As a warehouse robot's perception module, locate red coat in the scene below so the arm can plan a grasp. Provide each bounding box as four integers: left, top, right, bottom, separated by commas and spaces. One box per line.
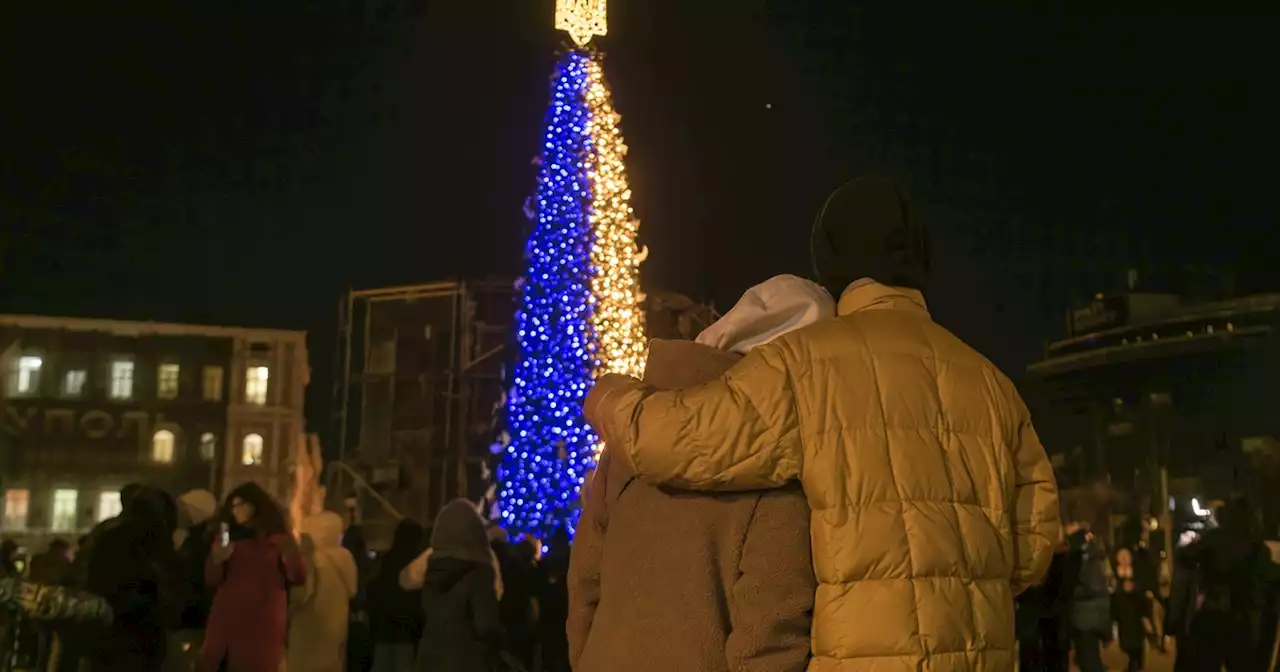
201, 533, 306, 672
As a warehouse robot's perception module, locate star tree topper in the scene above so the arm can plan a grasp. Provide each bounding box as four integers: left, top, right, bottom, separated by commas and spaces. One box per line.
556, 0, 607, 47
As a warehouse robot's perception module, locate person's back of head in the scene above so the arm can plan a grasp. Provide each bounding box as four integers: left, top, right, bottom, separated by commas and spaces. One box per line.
810, 176, 931, 298
430, 500, 491, 564
123, 486, 179, 545
120, 483, 144, 506
388, 519, 426, 561
177, 489, 218, 530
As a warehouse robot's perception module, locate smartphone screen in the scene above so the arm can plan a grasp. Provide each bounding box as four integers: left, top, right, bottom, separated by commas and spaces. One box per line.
220, 522, 230, 548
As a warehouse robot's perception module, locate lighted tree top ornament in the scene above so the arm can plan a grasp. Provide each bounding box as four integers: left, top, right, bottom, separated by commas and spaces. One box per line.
556, 0, 607, 48
497, 0, 647, 541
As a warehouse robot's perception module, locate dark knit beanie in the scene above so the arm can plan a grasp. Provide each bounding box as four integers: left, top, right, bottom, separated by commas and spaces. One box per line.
810, 176, 931, 298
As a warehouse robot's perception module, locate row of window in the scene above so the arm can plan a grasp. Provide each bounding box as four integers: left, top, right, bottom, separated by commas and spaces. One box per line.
8, 356, 270, 405
146, 430, 266, 467
2, 488, 123, 533
1049, 321, 1243, 358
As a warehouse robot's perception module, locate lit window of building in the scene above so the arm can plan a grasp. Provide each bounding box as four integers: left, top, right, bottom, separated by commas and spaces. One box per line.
97, 491, 122, 522
10, 355, 43, 396
200, 432, 217, 461
51, 489, 78, 533
62, 369, 87, 398
157, 363, 180, 399
242, 433, 264, 466
152, 430, 176, 464
203, 366, 224, 402
2, 490, 30, 531
245, 366, 269, 405
110, 359, 135, 400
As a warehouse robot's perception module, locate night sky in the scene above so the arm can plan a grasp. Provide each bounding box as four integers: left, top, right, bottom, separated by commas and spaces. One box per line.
2, 1, 1274, 418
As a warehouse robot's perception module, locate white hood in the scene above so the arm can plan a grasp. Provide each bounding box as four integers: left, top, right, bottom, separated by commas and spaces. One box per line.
696, 274, 836, 353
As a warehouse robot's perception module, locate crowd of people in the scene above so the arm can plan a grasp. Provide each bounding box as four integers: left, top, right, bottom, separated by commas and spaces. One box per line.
4, 175, 1280, 671
0, 481, 579, 672
1016, 506, 1280, 671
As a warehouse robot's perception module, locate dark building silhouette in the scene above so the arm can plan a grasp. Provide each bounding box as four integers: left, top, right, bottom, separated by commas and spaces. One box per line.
1027, 285, 1280, 537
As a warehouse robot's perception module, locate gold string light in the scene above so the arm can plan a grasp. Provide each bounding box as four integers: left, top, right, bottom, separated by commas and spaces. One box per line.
585, 57, 647, 389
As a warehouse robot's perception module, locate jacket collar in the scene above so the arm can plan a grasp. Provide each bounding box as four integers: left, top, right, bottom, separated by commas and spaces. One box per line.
836, 278, 930, 318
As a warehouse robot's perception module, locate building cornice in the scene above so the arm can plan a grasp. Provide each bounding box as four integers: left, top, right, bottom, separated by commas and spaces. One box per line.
0, 314, 306, 342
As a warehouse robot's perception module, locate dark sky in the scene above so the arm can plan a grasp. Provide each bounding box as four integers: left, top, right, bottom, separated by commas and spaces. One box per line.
2, 1, 1274, 390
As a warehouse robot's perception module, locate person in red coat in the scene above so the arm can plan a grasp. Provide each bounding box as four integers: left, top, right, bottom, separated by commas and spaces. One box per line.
200, 482, 305, 672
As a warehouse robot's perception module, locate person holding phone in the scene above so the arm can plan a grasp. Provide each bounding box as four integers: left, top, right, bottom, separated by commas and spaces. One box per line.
201, 482, 306, 672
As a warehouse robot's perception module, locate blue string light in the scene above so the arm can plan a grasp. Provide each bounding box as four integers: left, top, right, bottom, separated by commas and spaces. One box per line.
498, 51, 599, 542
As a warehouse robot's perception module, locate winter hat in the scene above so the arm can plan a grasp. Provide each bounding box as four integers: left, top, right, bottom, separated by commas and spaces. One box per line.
695, 274, 835, 355
176, 489, 218, 529
430, 499, 492, 564
810, 176, 930, 298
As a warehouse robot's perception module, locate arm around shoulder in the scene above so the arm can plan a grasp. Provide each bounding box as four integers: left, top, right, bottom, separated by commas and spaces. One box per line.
585, 343, 804, 492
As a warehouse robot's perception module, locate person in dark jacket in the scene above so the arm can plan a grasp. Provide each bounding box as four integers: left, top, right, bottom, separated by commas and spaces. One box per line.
417, 499, 502, 672
1112, 547, 1151, 671
28, 539, 72, 670
344, 525, 374, 672
1174, 497, 1273, 671
86, 486, 181, 671
501, 538, 541, 670
166, 489, 218, 671
369, 520, 426, 672
0, 540, 17, 578
1068, 527, 1111, 672
538, 527, 571, 672
1016, 536, 1077, 672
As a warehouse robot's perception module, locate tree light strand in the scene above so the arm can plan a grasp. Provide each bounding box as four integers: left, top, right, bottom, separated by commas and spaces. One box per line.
497, 49, 645, 542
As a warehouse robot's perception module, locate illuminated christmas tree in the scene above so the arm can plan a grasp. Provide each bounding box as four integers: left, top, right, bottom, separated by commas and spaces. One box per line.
497, 0, 646, 541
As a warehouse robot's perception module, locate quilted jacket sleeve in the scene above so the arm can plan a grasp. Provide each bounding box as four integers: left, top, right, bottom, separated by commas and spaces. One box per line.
1010, 399, 1060, 596
584, 344, 803, 491
566, 449, 611, 668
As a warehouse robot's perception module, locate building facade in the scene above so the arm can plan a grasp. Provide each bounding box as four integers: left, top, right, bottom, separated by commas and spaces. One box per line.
1026, 291, 1280, 536
0, 314, 308, 546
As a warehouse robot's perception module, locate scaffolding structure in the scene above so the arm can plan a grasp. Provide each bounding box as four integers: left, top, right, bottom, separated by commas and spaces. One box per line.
332, 280, 512, 543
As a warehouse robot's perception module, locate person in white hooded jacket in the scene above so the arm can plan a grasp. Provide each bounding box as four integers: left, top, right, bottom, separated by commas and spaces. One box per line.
287, 511, 358, 672
568, 274, 833, 672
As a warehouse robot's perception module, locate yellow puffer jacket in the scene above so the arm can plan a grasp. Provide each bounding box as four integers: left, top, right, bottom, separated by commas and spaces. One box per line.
586, 281, 1060, 671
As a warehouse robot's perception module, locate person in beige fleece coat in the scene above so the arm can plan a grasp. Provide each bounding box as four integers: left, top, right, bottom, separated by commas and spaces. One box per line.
287, 511, 358, 672
569, 274, 830, 672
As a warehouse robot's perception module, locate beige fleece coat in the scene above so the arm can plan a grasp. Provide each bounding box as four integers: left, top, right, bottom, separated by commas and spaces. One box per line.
287, 512, 358, 672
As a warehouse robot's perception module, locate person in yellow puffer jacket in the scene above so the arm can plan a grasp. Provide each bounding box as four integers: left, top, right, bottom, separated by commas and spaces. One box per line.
585, 176, 1061, 671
